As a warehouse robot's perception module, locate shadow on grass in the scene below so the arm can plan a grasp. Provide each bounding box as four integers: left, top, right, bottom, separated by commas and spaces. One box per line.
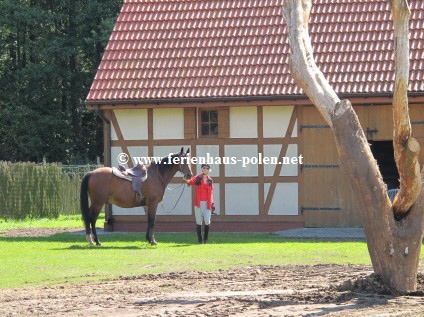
0, 231, 368, 246
65, 245, 143, 250
53, 243, 194, 250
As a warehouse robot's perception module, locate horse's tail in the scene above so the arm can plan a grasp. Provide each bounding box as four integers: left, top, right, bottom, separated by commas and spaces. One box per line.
80, 172, 92, 233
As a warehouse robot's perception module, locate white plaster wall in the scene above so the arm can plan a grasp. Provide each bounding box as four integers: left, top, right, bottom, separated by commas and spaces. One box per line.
224, 145, 258, 177
111, 147, 123, 168
111, 109, 148, 140
225, 183, 259, 215
156, 184, 192, 215
111, 146, 148, 168
292, 120, 298, 138
264, 183, 298, 215
263, 144, 298, 177
153, 145, 190, 160
263, 106, 297, 138
195, 145, 219, 177
211, 183, 220, 215
229, 107, 257, 138
112, 205, 145, 216
153, 108, 184, 139
153, 145, 191, 180
153, 145, 190, 158
128, 146, 150, 166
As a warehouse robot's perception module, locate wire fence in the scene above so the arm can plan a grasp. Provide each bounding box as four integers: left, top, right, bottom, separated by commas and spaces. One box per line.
0, 162, 102, 219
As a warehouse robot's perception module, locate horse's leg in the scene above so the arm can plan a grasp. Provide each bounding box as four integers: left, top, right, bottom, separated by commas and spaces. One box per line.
144, 206, 150, 243
81, 173, 94, 245
85, 209, 94, 246
90, 203, 104, 246
146, 203, 158, 245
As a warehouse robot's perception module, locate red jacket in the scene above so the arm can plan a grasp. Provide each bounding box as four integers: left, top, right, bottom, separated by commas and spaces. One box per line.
187, 174, 214, 210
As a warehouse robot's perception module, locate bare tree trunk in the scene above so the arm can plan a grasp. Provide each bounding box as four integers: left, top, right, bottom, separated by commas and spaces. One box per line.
282, 0, 424, 291
331, 100, 424, 291
390, 0, 421, 217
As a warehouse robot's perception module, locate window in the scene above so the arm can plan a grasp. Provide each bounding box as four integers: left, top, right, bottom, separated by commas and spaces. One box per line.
200, 109, 218, 137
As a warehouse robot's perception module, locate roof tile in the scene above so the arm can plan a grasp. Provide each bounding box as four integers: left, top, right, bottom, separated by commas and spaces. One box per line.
87, 0, 424, 102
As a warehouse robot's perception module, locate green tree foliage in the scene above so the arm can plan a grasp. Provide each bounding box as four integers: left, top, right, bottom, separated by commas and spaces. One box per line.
0, 0, 122, 163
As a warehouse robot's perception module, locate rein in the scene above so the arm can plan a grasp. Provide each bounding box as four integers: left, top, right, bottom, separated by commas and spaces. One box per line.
157, 162, 185, 190
156, 158, 188, 214
160, 183, 186, 214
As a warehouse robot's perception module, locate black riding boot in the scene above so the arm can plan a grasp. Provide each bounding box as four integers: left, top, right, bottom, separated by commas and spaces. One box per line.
203, 225, 210, 244
196, 225, 203, 243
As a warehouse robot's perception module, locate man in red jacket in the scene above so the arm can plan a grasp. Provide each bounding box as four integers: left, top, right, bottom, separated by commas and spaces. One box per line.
183, 164, 215, 243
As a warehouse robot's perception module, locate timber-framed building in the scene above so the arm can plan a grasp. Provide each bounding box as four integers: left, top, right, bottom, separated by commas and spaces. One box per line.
86, 0, 424, 231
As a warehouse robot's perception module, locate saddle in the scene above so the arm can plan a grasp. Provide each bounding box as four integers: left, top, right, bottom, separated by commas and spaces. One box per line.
112, 163, 148, 195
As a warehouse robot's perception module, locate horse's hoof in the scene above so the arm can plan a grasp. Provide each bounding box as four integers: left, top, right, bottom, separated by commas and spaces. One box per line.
95, 243, 102, 246
86, 235, 94, 245
150, 240, 157, 246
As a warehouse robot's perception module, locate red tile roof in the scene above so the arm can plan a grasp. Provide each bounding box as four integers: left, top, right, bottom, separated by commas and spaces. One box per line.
86, 0, 424, 103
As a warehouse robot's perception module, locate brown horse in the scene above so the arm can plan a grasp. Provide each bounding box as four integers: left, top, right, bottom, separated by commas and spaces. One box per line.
80, 148, 192, 245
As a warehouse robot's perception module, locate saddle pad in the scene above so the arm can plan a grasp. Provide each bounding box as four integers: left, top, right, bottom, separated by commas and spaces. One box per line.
112, 167, 132, 181
112, 167, 148, 182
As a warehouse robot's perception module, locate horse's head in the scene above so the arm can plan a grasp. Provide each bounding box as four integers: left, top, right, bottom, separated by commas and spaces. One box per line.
177, 147, 192, 179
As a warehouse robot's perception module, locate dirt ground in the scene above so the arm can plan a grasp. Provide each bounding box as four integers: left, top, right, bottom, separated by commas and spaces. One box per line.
2, 228, 424, 316
0, 227, 83, 237
1, 265, 424, 317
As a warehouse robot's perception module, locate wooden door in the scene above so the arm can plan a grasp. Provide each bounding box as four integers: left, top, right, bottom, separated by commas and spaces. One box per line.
410, 104, 424, 166
367, 105, 393, 140
301, 106, 362, 227
301, 107, 343, 227
302, 104, 424, 228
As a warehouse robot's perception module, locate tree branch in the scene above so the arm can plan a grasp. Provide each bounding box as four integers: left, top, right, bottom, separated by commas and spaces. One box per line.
390, 0, 421, 216
282, 0, 340, 126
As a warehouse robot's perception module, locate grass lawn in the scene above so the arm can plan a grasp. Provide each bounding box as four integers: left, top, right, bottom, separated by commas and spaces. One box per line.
0, 214, 96, 231
1, 215, 422, 289
1, 232, 371, 288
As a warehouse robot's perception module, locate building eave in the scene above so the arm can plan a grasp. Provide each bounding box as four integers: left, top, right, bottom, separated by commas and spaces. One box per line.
87, 92, 424, 110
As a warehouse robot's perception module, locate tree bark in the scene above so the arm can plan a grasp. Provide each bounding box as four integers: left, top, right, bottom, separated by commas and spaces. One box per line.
282, 0, 424, 291
331, 100, 424, 291
390, 0, 421, 216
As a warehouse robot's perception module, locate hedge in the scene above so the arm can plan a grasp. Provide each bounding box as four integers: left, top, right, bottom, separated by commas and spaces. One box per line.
0, 162, 101, 219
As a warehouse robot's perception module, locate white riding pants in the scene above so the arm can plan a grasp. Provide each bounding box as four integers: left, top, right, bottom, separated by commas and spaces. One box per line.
195, 201, 211, 225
